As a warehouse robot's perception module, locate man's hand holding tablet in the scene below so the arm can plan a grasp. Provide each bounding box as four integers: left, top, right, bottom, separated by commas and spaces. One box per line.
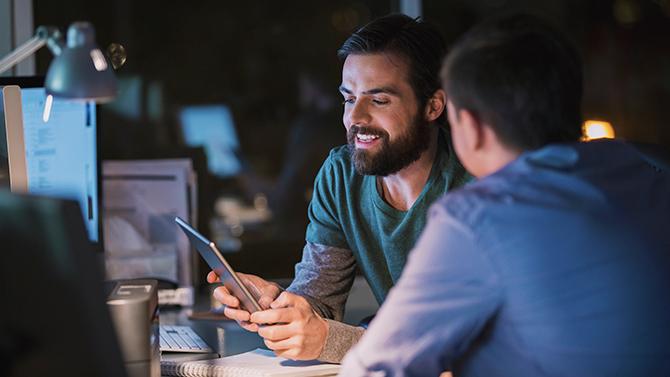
206, 271, 281, 331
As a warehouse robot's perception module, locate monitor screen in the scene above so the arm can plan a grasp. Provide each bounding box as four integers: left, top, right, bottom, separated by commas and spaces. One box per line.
179, 105, 242, 177
0, 77, 101, 244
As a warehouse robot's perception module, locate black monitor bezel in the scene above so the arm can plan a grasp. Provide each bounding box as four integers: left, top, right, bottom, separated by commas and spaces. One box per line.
0, 75, 104, 251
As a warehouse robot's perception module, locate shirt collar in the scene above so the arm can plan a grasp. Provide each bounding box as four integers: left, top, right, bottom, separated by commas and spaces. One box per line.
521, 144, 580, 170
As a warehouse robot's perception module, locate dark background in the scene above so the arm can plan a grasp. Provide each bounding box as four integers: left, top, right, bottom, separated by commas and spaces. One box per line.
32, 0, 670, 280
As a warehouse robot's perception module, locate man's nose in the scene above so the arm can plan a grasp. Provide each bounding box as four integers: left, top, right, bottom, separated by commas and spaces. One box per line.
346, 100, 371, 127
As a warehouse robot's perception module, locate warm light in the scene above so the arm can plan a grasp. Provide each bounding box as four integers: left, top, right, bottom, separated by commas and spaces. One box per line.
582, 120, 615, 141
90, 49, 108, 71
42, 94, 53, 122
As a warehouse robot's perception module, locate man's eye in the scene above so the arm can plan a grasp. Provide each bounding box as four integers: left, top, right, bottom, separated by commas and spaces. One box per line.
342, 98, 355, 105
373, 99, 389, 105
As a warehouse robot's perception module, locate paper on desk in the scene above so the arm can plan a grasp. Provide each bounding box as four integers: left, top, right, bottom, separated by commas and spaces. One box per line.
161, 348, 341, 377
103, 159, 196, 287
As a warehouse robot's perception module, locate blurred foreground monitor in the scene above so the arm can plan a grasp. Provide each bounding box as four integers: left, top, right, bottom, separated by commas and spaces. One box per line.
0, 193, 126, 377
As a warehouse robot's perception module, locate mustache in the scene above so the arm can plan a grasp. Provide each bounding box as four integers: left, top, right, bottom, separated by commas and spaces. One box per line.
347, 125, 389, 144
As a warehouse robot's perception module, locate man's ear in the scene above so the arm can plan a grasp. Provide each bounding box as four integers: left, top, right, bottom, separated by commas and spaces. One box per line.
424, 89, 447, 122
458, 108, 485, 151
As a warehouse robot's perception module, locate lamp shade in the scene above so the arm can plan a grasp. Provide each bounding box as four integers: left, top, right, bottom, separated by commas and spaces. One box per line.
45, 22, 117, 102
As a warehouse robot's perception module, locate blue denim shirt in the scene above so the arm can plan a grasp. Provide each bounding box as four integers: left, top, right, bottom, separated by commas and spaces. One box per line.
340, 140, 670, 377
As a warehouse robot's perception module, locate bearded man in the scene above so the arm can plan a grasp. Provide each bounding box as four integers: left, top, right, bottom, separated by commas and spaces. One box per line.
208, 14, 470, 363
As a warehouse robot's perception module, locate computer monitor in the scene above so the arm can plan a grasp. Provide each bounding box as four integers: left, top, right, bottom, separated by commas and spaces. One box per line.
179, 105, 243, 178
0, 77, 102, 246
0, 193, 127, 377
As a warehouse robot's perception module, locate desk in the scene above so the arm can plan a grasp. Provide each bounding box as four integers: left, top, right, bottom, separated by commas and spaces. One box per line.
160, 307, 265, 357
159, 307, 265, 377
157, 277, 377, 376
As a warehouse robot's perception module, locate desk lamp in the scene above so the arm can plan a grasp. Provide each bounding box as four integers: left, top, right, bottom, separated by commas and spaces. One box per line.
0, 21, 118, 102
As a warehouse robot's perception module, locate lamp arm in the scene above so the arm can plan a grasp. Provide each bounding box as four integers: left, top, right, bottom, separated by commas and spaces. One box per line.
0, 26, 63, 75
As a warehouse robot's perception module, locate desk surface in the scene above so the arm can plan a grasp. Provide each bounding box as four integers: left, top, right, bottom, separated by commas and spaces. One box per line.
157, 277, 377, 375
160, 307, 265, 358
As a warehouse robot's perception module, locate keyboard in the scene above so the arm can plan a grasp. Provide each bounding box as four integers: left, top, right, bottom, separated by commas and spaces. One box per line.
160, 325, 214, 353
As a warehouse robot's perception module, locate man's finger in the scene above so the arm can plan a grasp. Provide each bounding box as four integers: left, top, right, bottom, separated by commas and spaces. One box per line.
223, 306, 251, 322
250, 307, 296, 325
258, 285, 282, 309
206, 271, 220, 283
239, 321, 260, 333
263, 336, 297, 352
213, 286, 239, 307
269, 291, 295, 309
257, 323, 295, 341
231, 274, 283, 310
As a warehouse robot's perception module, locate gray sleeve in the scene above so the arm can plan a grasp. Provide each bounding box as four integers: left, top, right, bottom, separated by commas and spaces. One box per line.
318, 319, 365, 364
286, 242, 368, 363
286, 241, 357, 321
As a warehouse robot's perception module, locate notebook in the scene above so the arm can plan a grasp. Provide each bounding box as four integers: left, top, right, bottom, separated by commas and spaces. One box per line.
161, 348, 341, 377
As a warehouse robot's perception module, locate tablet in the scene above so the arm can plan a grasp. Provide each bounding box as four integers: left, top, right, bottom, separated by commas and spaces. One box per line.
175, 217, 262, 313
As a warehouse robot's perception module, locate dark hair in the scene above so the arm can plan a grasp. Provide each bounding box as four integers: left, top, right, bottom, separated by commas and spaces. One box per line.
441, 13, 583, 150
338, 14, 447, 125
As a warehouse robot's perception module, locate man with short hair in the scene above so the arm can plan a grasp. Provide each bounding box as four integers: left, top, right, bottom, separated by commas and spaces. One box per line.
340, 13, 670, 376
209, 14, 469, 363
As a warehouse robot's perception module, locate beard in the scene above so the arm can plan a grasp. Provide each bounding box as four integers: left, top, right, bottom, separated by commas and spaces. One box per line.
347, 113, 432, 176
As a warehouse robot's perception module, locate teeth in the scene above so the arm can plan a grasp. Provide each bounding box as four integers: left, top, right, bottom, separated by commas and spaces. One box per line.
356, 134, 380, 141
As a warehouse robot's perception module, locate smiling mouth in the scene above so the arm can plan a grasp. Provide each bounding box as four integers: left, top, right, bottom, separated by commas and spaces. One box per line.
356, 133, 381, 143
354, 133, 382, 149
348, 125, 386, 149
